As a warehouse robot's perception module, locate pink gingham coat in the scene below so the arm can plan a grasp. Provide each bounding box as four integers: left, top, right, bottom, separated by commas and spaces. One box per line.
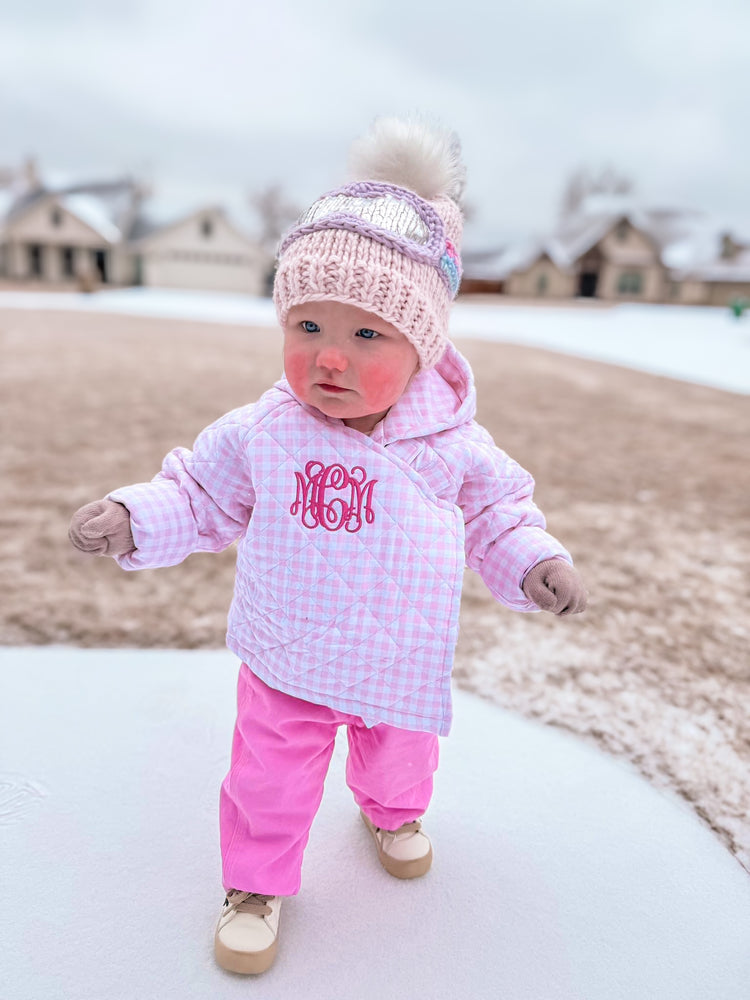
110, 343, 571, 736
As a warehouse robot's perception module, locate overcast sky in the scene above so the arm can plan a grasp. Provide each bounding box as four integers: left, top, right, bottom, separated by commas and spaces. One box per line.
2, 0, 748, 248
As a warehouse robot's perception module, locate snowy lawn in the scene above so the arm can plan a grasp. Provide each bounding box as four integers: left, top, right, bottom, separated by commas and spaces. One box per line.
0, 287, 747, 393
1, 291, 749, 996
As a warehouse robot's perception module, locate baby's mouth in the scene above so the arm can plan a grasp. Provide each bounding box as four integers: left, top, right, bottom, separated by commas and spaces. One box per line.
317, 382, 350, 393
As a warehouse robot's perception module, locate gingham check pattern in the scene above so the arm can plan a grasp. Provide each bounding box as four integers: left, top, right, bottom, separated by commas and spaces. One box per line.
111, 345, 570, 736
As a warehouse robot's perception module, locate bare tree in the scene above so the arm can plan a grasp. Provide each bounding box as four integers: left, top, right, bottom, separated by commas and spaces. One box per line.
249, 184, 302, 258
559, 166, 634, 219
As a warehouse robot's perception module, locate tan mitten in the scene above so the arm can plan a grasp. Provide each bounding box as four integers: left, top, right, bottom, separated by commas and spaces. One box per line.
68, 499, 135, 557
522, 559, 587, 616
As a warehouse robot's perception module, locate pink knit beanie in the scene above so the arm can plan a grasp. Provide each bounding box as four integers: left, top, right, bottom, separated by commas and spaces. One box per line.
273, 117, 466, 370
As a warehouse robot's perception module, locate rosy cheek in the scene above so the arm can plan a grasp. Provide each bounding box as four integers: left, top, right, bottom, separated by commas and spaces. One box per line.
359, 360, 405, 405
283, 349, 308, 393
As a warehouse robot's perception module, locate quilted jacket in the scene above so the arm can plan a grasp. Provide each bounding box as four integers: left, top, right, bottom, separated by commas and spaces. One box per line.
109, 343, 571, 735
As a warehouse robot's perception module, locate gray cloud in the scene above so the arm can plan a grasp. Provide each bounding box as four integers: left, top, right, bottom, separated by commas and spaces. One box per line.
1, 0, 748, 247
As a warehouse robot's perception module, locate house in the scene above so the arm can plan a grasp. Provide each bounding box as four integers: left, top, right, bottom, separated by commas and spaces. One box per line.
127, 205, 267, 294
465, 194, 750, 307
0, 161, 269, 295
667, 232, 750, 307
459, 248, 508, 294
0, 170, 142, 286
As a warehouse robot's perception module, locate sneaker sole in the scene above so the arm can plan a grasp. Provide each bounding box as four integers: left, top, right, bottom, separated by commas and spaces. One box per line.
214, 932, 277, 975
360, 810, 433, 879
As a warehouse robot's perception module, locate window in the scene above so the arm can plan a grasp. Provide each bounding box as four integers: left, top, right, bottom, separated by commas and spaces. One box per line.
201, 218, 214, 238
615, 220, 628, 242
50, 207, 63, 227
61, 246, 75, 277
536, 272, 548, 296
617, 271, 642, 295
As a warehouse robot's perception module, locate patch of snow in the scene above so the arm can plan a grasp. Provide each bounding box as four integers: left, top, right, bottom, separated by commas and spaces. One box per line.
450, 300, 750, 395
0, 287, 278, 326
0, 289, 748, 394
2, 646, 749, 999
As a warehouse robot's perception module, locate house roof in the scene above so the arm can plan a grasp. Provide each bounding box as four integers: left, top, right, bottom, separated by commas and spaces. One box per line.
58, 194, 122, 243
0, 188, 17, 221
462, 241, 542, 281
673, 248, 750, 283
495, 195, 749, 285
128, 204, 258, 250
1, 175, 143, 244
0, 165, 264, 260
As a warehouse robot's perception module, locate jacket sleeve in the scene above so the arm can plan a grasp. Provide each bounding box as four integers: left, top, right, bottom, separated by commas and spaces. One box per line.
456, 423, 572, 611
107, 406, 257, 571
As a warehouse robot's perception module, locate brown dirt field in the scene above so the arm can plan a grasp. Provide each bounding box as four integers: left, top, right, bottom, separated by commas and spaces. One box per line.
2, 307, 749, 870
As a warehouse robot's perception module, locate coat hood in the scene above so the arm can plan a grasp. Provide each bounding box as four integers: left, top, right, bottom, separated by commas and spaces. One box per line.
277, 341, 476, 444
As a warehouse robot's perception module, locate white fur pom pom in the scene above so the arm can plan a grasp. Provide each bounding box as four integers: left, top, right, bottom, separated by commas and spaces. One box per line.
347, 115, 466, 207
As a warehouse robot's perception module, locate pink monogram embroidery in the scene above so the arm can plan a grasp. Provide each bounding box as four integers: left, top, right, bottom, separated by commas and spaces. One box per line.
290, 460, 377, 532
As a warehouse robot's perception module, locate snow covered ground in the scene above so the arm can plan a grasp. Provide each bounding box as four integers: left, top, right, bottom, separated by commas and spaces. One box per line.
0, 286, 748, 393
2, 647, 750, 1000
2, 291, 749, 995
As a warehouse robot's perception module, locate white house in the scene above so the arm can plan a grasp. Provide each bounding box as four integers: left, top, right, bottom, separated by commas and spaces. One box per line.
127, 205, 266, 295
0, 177, 140, 286
0, 162, 269, 295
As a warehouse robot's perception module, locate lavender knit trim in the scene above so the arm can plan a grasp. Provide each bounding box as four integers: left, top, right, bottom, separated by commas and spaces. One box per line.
279, 181, 461, 298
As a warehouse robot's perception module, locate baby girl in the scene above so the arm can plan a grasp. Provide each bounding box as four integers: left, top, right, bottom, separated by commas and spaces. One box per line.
69, 116, 586, 975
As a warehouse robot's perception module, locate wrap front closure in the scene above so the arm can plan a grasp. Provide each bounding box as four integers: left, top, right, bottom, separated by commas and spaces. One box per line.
226, 405, 465, 736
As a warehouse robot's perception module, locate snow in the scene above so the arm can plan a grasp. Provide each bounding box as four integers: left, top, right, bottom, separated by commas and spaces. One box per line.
0, 286, 275, 325
4, 278, 749, 992
449, 300, 750, 395
0, 188, 17, 221
2, 646, 749, 999
59, 194, 123, 243
0, 287, 747, 394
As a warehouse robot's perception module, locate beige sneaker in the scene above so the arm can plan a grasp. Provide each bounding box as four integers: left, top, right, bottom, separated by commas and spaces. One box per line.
214, 890, 282, 975
360, 810, 433, 879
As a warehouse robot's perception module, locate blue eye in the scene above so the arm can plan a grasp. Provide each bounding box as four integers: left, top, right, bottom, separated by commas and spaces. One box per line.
356, 328, 380, 340
301, 320, 320, 333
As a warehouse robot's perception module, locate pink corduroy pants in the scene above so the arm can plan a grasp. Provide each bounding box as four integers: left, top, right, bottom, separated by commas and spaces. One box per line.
220, 664, 440, 896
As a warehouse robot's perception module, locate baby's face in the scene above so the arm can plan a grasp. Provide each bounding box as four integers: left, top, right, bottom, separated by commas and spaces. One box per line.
283, 301, 420, 434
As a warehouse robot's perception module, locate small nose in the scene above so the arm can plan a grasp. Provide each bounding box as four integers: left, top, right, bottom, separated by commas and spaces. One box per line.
316, 344, 348, 372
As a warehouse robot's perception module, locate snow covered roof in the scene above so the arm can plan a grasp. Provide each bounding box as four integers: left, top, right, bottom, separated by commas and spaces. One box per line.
127, 203, 258, 250
59, 193, 123, 243
550, 214, 617, 265
490, 198, 750, 285
0, 188, 16, 222
462, 241, 542, 280
0, 170, 143, 244
0, 168, 259, 254
675, 248, 750, 283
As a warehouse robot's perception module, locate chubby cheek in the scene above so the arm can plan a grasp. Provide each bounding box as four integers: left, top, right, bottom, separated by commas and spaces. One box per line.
283, 346, 309, 397
359, 359, 412, 409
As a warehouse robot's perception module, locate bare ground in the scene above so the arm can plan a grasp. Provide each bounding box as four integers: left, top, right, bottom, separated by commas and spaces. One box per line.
2, 308, 749, 869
